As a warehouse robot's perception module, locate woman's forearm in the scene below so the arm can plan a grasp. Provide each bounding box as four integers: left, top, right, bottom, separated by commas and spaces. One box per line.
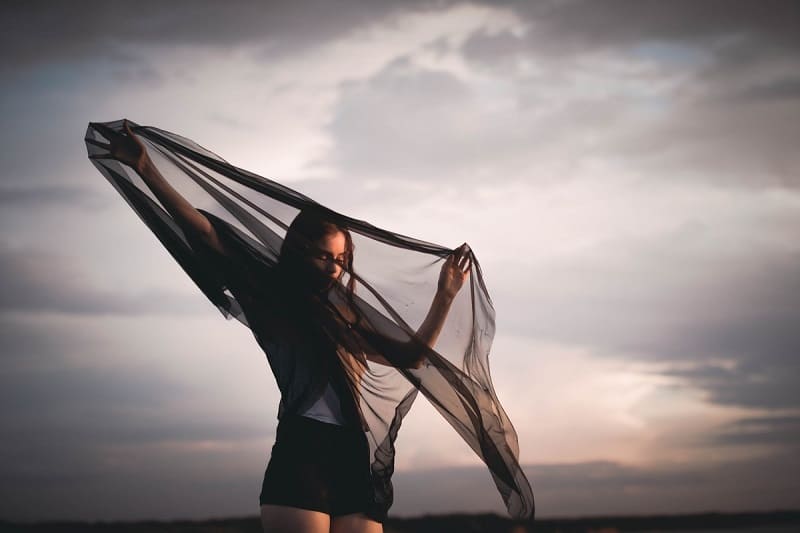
350, 293, 453, 370
342, 254, 465, 370
415, 290, 455, 348
137, 159, 213, 239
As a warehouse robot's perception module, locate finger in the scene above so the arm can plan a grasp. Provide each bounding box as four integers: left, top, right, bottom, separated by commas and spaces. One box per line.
85, 138, 110, 150
124, 120, 146, 148
457, 252, 469, 270
92, 122, 123, 141
450, 244, 465, 263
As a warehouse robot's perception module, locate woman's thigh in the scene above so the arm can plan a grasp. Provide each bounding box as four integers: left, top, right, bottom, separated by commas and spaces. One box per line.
260, 503, 330, 533
330, 512, 383, 533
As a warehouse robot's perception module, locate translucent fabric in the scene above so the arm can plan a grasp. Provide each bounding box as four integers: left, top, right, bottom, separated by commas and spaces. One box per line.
84, 119, 534, 521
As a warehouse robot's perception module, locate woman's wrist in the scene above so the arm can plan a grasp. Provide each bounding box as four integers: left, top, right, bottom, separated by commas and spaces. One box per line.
136, 155, 156, 178
435, 289, 456, 306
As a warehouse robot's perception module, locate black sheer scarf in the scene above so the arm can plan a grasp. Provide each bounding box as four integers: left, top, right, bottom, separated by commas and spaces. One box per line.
84, 119, 534, 521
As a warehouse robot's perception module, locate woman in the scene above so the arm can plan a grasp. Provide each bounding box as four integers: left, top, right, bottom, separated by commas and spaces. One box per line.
92, 120, 473, 533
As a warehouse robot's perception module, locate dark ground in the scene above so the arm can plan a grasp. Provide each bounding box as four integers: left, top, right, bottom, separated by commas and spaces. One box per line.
1, 510, 799, 533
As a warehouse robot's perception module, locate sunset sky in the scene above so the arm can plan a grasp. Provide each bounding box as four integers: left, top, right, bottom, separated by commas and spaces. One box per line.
1, 0, 799, 523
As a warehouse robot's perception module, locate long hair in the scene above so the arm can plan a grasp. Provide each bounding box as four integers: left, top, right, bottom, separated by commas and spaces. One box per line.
274, 207, 368, 426
278, 208, 355, 291
273, 207, 361, 340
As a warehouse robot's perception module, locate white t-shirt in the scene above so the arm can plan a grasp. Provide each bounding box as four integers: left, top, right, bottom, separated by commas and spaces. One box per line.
301, 381, 346, 425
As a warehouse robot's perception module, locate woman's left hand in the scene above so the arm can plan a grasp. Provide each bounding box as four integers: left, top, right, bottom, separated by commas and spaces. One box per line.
438, 243, 471, 300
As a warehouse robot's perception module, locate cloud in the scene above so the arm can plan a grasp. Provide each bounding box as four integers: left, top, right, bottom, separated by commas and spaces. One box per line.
316, 37, 800, 411
5, 0, 795, 78
318, 13, 799, 194
0, 0, 456, 76
663, 361, 800, 410
733, 77, 800, 103
3, 443, 798, 521
2, 1, 799, 521
0, 360, 270, 446
476, 0, 799, 57
456, 1, 800, 189
0, 242, 206, 314
710, 415, 800, 448
320, 56, 633, 187
391, 451, 800, 517
487, 215, 800, 410
0, 184, 109, 210
607, 93, 800, 188
0, 310, 277, 522
322, 57, 477, 183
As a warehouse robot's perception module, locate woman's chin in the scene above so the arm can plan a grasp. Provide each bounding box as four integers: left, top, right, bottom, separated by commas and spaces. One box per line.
310, 277, 335, 295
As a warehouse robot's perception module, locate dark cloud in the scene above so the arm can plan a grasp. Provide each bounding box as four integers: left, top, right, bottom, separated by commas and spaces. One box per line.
710, 416, 800, 447
609, 95, 800, 188
663, 362, 800, 410
2, 1, 799, 522
322, 57, 479, 183
457, 1, 800, 188
0, 418, 266, 522
496, 236, 800, 362
391, 452, 800, 517
6, 0, 795, 78
0, 0, 456, 76
0, 361, 270, 445
3, 448, 798, 521
0, 314, 221, 430
0, 242, 206, 315
733, 77, 800, 103
320, 57, 620, 186
0, 312, 274, 522
460, 29, 531, 75
318, 5, 800, 190
0, 314, 94, 372
491, 227, 800, 409
315, 41, 800, 410
0, 184, 109, 210
469, 0, 799, 58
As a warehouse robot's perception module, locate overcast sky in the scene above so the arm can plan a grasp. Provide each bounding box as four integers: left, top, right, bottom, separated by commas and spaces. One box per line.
1, 0, 799, 523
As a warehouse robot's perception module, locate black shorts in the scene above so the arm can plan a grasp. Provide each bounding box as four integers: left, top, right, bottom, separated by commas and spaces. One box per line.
259, 414, 377, 520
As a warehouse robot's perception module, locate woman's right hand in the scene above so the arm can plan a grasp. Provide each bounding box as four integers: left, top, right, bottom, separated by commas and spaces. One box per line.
89, 120, 152, 174
437, 243, 471, 300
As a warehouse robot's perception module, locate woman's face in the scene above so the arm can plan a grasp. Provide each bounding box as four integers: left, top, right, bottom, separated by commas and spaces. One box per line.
307, 230, 347, 291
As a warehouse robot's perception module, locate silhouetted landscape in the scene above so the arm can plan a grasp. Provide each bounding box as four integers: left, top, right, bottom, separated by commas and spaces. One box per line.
3, 510, 799, 533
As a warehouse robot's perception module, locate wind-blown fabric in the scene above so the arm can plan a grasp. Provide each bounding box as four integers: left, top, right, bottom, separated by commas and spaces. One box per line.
84, 119, 534, 521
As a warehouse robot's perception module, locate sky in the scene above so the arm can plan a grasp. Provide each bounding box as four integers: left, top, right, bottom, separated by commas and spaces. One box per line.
1, 0, 799, 523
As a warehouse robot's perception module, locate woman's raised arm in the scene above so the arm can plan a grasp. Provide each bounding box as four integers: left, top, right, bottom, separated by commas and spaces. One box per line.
90, 120, 228, 255
415, 243, 471, 347
345, 244, 471, 369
